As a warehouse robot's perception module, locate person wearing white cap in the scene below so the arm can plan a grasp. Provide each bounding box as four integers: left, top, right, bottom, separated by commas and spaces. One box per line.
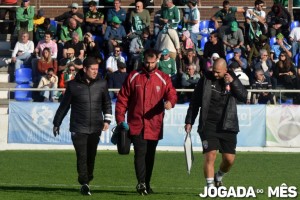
54, 2, 84, 26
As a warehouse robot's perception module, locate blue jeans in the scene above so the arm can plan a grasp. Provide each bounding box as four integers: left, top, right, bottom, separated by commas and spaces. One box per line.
15, 52, 32, 70
40, 85, 57, 99
190, 31, 198, 48
292, 41, 300, 59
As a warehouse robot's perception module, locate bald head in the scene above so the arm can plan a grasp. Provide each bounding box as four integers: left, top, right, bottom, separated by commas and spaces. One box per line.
213, 58, 227, 79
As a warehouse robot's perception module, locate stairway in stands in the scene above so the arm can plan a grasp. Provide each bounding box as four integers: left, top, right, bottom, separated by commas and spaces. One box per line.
0, 34, 16, 107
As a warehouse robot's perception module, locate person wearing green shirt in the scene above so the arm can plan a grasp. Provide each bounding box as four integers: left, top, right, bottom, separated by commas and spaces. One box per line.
16, 0, 35, 41
211, 0, 244, 37
60, 18, 83, 43
85, 1, 104, 35
158, 49, 177, 86
160, 0, 181, 30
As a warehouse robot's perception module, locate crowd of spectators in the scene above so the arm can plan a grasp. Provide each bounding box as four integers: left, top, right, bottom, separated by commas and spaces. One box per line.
1, 0, 299, 104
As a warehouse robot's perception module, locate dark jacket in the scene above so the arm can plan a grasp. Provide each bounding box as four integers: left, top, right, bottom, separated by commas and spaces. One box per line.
53, 69, 112, 134
185, 71, 248, 133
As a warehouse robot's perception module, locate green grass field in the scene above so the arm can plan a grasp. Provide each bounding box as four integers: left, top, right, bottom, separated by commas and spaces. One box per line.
0, 150, 299, 200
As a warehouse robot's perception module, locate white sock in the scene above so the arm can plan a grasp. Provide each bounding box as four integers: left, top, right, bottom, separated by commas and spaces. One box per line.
216, 170, 226, 182
206, 178, 214, 187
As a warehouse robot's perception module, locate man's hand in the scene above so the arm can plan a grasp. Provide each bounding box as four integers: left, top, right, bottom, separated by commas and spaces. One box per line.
185, 124, 192, 133
53, 126, 60, 137
103, 122, 109, 131
164, 101, 172, 110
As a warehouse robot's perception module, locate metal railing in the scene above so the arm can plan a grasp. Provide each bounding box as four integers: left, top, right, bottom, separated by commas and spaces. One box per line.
1, 87, 299, 104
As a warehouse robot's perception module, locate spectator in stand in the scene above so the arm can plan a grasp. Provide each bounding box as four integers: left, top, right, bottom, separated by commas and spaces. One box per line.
106, 46, 126, 73
223, 21, 244, 53
227, 48, 248, 71
33, 9, 45, 31
60, 18, 83, 43
153, 6, 162, 37
32, 31, 58, 84
211, 0, 244, 37
180, 48, 200, 74
155, 27, 180, 60
158, 49, 177, 86
83, 32, 102, 62
266, 3, 291, 39
129, 1, 150, 38
205, 53, 220, 72
203, 31, 226, 60
5, 32, 34, 70
180, 63, 200, 103
35, 18, 58, 44
270, 33, 292, 62
289, 23, 300, 59
104, 16, 126, 54
107, 0, 126, 25
228, 61, 250, 87
107, 60, 128, 99
250, 69, 275, 104
184, 0, 200, 48
248, 34, 270, 65
85, 1, 104, 35
0, 0, 17, 34
54, 3, 84, 26
179, 30, 195, 58
58, 48, 83, 72
37, 68, 59, 102
37, 47, 58, 77
63, 32, 85, 60
16, 0, 34, 41
34, 31, 58, 59
244, 0, 267, 48
129, 28, 151, 71
59, 62, 76, 89
252, 49, 275, 87
160, 0, 180, 30
273, 52, 298, 89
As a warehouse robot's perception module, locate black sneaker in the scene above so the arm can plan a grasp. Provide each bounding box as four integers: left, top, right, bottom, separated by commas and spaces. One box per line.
214, 173, 223, 188
81, 184, 91, 196
147, 187, 154, 194
136, 183, 148, 196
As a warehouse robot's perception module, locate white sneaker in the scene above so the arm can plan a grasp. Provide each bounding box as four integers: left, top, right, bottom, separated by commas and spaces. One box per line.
2, 58, 11, 64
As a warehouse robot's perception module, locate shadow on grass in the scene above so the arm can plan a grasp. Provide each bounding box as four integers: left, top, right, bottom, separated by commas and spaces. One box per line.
0, 185, 138, 196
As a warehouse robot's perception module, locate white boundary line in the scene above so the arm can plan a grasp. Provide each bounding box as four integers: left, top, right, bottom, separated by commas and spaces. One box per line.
1, 144, 300, 152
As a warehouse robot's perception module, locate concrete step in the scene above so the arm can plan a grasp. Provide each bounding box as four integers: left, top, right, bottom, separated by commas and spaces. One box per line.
0, 50, 12, 57
0, 73, 9, 82
0, 41, 10, 50
0, 34, 12, 42
0, 83, 16, 100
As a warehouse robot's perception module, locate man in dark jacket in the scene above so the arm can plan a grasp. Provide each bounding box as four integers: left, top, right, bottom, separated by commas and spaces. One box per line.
184, 58, 247, 191
53, 57, 112, 196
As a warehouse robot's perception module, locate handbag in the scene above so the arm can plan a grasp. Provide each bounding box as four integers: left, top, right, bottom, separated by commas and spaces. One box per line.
111, 125, 131, 155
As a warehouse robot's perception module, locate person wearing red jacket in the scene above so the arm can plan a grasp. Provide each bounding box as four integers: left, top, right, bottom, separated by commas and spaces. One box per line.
115, 49, 177, 195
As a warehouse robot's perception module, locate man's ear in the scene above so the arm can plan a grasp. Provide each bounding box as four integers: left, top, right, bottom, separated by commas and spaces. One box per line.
83, 67, 86, 73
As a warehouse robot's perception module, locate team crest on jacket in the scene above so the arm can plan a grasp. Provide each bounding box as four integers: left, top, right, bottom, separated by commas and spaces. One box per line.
202, 140, 208, 149
156, 86, 161, 92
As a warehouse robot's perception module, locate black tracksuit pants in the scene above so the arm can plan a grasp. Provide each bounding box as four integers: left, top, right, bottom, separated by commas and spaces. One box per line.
71, 132, 100, 185
131, 133, 158, 187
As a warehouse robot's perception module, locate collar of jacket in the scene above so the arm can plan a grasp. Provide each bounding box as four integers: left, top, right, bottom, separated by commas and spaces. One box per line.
75, 69, 100, 85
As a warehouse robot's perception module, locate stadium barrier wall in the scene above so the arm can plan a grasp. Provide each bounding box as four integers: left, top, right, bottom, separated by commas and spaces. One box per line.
2, 101, 300, 151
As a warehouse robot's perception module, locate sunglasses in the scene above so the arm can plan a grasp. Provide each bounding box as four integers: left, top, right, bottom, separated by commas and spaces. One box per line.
72, 7, 77, 9
115, 50, 120, 52
70, 69, 75, 71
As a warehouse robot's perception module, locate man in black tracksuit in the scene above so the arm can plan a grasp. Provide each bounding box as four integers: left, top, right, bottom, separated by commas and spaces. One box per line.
185, 58, 247, 191
53, 57, 112, 196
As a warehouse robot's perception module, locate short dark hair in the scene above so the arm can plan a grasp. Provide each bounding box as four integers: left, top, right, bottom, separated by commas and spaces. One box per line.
223, 0, 230, 6
44, 30, 52, 37
43, 18, 50, 26
47, 68, 54, 73
83, 57, 98, 68
88, 1, 97, 6
210, 31, 218, 38
255, 0, 264, 6
143, 49, 158, 59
